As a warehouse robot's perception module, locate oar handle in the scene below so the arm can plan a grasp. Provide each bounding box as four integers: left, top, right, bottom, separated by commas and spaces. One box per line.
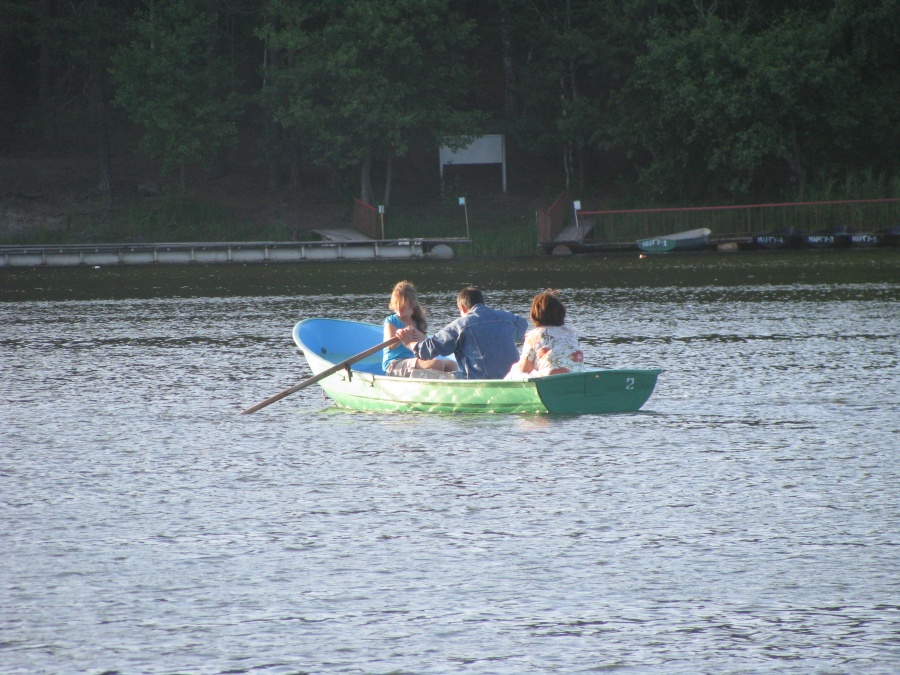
239, 336, 400, 415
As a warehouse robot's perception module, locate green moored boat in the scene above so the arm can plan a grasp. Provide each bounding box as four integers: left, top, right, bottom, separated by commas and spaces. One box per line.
292, 318, 661, 414
637, 227, 711, 253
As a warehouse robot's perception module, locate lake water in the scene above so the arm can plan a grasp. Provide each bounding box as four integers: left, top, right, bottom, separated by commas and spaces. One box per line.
2, 251, 899, 674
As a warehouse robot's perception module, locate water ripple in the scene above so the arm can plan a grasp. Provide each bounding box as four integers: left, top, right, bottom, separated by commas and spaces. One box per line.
1, 262, 898, 674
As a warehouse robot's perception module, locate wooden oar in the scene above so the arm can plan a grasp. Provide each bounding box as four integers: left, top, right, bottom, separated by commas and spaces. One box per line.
239, 337, 399, 415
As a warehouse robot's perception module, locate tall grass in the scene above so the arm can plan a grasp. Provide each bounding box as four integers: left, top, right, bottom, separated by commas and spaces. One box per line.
92, 191, 300, 243
584, 171, 900, 243
4, 170, 897, 255
804, 170, 900, 202
0, 191, 303, 246
382, 202, 539, 256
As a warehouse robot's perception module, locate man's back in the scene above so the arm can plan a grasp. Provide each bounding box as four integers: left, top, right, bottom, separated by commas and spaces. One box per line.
428, 304, 527, 379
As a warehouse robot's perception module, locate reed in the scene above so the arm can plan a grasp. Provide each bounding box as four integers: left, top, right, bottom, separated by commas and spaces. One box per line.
381, 202, 539, 257
57, 192, 307, 245
584, 193, 900, 243
3, 170, 897, 254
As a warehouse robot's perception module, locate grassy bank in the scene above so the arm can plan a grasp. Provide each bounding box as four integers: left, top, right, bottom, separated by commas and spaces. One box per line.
3, 172, 898, 258
0, 189, 547, 257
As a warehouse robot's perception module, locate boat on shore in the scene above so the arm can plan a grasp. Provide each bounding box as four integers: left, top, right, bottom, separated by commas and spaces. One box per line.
292, 318, 661, 414
754, 227, 804, 250
848, 224, 900, 247
637, 228, 711, 253
849, 232, 883, 247
882, 225, 900, 246
805, 226, 851, 249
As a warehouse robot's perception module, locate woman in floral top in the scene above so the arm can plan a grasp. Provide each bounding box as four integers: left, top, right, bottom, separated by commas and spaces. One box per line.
505, 290, 584, 378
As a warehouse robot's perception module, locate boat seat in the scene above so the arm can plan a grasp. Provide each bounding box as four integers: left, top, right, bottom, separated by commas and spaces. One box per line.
351, 362, 385, 375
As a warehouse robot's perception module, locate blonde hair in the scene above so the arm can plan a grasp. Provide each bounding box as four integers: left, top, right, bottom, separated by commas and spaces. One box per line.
390, 280, 427, 331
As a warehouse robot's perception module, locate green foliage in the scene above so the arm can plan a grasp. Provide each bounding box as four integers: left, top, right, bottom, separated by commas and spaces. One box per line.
610, 2, 899, 201
615, 14, 835, 198
258, 0, 486, 199
0, 1, 37, 50
803, 169, 900, 203
84, 191, 301, 243
110, 0, 242, 186
3, 0, 899, 249
503, 0, 614, 180
374, 202, 539, 256
457, 227, 539, 257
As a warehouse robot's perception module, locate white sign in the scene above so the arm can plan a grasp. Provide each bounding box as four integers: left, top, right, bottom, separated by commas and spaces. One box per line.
439, 134, 506, 192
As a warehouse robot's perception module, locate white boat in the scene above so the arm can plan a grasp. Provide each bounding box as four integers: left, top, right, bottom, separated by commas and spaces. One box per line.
637, 228, 711, 252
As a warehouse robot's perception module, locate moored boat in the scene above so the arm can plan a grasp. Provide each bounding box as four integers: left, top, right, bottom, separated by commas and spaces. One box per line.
293, 318, 661, 414
637, 228, 711, 253
753, 227, 804, 250
805, 226, 851, 249
876, 225, 900, 247
848, 232, 883, 247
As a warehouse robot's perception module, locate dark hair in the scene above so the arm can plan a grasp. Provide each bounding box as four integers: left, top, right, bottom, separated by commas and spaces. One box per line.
530, 290, 566, 327
457, 286, 484, 310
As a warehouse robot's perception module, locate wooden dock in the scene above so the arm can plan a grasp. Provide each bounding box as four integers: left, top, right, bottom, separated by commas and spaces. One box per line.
544, 217, 595, 255
547, 234, 843, 255
0, 237, 470, 268
310, 228, 374, 242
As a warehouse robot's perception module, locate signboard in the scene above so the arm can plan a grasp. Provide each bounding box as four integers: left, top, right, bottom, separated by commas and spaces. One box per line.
439, 134, 506, 192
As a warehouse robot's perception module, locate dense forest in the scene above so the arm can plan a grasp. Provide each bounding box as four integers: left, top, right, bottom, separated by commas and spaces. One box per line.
1, 0, 898, 240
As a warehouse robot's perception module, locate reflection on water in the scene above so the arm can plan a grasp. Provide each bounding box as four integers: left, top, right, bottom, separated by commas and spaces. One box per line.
2, 248, 898, 302
1, 252, 898, 673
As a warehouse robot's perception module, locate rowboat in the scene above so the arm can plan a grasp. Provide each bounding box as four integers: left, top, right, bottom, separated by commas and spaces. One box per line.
754, 227, 804, 250
849, 232, 883, 247
637, 228, 711, 253
805, 226, 851, 249
882, 225, 900, 246
292, 318, 662, 414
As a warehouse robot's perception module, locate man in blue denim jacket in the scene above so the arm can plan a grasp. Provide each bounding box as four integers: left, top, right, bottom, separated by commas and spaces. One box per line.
396, 286, 528, 379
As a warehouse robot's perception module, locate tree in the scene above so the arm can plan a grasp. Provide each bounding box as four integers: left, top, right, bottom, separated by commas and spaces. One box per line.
821, 0, 900, 178
493, 0, 611, 191
110, 0, 243, 191
259, 0, 483, 205
1, 0, 141, 201
62, 0, 144, 200
612, 9, 858, 199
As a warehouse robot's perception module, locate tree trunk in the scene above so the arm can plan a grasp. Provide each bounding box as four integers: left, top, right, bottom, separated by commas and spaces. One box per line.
203, 0, 226, 180
90, 69, 113, 205
290, 159, 301, 189
382, 156, 393, 206
500, 3, 517, 118
360, 150, 374, 205
560, 74, 572, 189
570, 65, 584, 191
788, 124, 807, 195
39, 0, 54, 146
564, 0, 583, 191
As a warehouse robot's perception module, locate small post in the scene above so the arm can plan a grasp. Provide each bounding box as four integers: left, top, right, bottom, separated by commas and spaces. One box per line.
378, 205, 385, 239
573, 200, 582, 241
459, 196, 469, 239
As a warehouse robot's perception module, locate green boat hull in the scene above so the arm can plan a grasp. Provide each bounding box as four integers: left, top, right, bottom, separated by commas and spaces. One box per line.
294, 319, 661, 414
637, 227, 711, 253
636, 236, 678, 253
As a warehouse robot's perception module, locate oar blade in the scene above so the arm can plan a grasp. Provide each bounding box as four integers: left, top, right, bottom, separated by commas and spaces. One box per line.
239, 337, 399, 415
